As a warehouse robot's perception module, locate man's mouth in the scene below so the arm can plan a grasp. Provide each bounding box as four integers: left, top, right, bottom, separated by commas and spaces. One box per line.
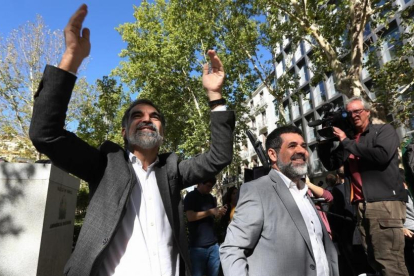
291, 154, 306, 163
291, 159, 306, 164
136, 122, 157, 132
138, 126, 155, 131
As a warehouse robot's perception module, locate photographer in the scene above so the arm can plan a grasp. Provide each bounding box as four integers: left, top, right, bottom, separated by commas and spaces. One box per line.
317, 97, 408, 276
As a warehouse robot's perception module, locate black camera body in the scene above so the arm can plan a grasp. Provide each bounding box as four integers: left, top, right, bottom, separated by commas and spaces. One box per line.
309, 103, 354, 142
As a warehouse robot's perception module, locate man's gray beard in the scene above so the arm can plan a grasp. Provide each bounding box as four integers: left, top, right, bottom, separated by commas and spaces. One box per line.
277, 157, 308, 180
128, 128, 163, 149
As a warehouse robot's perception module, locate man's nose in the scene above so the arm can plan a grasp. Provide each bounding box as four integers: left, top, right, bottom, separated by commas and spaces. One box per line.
296, 146, 307, 155
141, 113, 151, 122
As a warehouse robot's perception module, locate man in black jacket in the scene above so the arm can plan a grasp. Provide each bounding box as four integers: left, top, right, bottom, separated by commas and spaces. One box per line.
318, 97, 408, 276
29, 4, 235, 276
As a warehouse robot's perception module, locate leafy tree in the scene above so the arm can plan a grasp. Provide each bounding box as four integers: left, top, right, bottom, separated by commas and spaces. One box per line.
115, 0, 414, 179
127, 0, 414, 126
114, 0, 255, 177
366, 3, 414, 125
0, 15, 93, 160
241, 0, 414, 121
77, 76, 127, 148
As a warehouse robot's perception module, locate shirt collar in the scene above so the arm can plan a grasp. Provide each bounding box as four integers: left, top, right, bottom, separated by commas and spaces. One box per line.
128, 151, 159, 169
274, 169, 307, 192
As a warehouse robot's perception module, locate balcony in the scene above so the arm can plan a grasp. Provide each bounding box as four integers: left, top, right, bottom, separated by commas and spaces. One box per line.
257, 121, 268, 134
250, 99, 268, 115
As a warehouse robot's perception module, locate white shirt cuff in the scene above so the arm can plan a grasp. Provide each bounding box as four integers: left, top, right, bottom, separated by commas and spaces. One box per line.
211, 105, 227, 112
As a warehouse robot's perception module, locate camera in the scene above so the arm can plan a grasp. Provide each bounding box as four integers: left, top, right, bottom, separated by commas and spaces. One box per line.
308, 103, 354, 142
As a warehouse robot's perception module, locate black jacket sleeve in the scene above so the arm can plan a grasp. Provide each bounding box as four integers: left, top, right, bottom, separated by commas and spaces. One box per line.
29, 65, 106, 184
341, 124, 399, 166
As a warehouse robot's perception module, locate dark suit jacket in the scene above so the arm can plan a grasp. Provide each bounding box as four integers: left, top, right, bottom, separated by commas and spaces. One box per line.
29, 66, 235, 276
220, 170, 339, 276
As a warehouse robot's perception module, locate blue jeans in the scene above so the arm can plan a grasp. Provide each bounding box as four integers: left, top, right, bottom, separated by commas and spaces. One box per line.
189, 243, 220, 276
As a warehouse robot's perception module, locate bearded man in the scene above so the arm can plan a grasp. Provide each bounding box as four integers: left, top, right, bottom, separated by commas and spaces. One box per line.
220, 125, 338, 276
29, 4, 235, 276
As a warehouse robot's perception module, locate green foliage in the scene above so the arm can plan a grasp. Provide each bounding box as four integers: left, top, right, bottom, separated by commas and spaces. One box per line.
115, 0, 254, 159
0, 15, 93, 160
77, 76, 127, 147
366, 2, 414, 124
255, 0, 414, 122
115, 0, 414, 166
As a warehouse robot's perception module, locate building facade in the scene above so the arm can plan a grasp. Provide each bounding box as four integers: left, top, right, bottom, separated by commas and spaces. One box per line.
240, 0, 414, 183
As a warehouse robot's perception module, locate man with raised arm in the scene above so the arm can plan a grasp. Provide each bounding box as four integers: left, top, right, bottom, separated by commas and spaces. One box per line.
29, 4, 235, 276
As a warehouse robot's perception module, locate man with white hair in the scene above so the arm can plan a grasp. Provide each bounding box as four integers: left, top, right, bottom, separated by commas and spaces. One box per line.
318, 96, 408, 276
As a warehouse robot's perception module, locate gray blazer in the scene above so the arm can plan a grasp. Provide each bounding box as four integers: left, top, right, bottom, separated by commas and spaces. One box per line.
220, 169, 338, 276
29, 66, 235, 276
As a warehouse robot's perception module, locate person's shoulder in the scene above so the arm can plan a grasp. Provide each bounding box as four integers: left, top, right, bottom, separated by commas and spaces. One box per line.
186, 189, 200, 199
158, 152, 177, 165
99, 141, 125, 154
184, 189, 197, 203
369, 123, 394, 132
240, 174, 272, 192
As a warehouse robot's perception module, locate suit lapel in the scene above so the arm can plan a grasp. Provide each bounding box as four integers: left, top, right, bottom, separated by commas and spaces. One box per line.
269, 170, 315, 260
154, 165, 174, 228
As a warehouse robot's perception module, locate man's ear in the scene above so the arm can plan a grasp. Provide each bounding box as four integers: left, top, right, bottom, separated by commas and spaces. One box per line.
122, 128, 126, 138
268, 148, 277, 163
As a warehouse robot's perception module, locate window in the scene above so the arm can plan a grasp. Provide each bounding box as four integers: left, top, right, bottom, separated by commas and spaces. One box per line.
381, 24, 401, 64
326, 73, 338, 99
292, 100, 300, 120
362, 45, 374, 80
261, 111, 267, 124
276, 61, 285, 79
364, 80, 377, 100
309, 145, 323, 174
259, 91, 265, 106
283, 101, 291, 124
305, 114, 317, 142
302, 89, 313, 113
373, 0, 390, 17
363, 23, 371, 38
285, 45, 293, 68
294, 42, 304, 62
313, 82, 327, 107
294, 121, 302, 132
305, 114, 316, 143
298, 62, 309, 86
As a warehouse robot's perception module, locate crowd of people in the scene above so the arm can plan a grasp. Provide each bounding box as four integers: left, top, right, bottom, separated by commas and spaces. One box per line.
28, 4, 413, 276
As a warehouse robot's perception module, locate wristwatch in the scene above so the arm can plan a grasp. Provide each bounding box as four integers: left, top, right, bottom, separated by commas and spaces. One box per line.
208, 98, 226, 109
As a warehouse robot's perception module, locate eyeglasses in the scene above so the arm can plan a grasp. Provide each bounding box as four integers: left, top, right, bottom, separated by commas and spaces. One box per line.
348, 109, 365, 115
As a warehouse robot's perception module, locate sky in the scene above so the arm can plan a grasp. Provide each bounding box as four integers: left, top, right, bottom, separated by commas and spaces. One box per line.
0, 0, 141, 84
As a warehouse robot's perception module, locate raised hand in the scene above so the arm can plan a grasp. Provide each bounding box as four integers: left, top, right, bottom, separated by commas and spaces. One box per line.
59, 4, 91, 73
202, 50, 225, 101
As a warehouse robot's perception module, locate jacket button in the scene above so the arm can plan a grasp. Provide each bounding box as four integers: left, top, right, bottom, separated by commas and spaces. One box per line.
102, 238, 109, 245
310, 264, 315, 270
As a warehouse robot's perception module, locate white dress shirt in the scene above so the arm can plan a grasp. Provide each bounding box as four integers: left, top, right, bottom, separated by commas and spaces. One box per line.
275, 170, 330, 276
99, 152, 179, 276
